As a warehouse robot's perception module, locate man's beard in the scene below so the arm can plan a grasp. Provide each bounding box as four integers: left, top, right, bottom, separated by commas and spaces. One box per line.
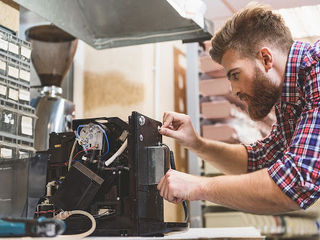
238, 66, 281, 121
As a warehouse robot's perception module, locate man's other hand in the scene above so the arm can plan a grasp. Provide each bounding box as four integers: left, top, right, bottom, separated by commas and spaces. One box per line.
157, 169, 206, 204
159, 112, 200, 150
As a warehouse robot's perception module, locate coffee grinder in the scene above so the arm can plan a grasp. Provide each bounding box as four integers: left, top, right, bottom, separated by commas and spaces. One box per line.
26, 25, 78, 151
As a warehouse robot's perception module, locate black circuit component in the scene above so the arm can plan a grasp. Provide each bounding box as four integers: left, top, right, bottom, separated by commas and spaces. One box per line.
72, 117, 129, 163
35, 202, 56, 218
49, 132, 75, 164
51, 162, 104, 210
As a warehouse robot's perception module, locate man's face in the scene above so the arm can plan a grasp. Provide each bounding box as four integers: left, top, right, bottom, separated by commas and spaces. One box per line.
221, 49, 281, 121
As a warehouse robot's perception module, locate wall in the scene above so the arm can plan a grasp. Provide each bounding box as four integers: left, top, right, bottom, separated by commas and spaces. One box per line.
0, 0, 19, 33
74, 40, 186, 222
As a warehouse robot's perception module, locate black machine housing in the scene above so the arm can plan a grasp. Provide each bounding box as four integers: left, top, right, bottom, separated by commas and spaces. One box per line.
39, 111, 188, 236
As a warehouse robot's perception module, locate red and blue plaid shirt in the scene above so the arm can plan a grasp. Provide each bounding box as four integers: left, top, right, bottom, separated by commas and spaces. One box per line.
245, 40, 320, 209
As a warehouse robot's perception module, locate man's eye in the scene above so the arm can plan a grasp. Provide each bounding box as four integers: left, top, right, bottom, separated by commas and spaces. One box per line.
231, 72, 240, 80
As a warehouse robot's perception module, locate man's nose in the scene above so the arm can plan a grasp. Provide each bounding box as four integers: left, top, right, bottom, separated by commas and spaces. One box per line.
230, 83, 240, 96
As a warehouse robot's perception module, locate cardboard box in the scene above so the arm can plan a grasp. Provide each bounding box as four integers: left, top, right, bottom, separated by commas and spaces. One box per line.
201, 100, 233, 119
202, 124, 238, 143
199, 77, 231, 96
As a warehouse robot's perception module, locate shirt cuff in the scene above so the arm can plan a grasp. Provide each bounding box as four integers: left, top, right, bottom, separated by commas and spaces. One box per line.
267, 159, 315, 210
244, 144, 257, 172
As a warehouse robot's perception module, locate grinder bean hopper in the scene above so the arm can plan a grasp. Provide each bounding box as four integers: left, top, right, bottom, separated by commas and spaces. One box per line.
26, 25, 78, 151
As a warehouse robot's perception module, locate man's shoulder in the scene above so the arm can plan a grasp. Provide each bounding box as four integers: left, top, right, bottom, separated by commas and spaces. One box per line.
295, 39, 320, 105
308, 39, 320, 57
300, 40, 320, 69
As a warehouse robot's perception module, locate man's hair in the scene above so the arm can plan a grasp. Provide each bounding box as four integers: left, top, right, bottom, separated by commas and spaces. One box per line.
209, 3, 293, 64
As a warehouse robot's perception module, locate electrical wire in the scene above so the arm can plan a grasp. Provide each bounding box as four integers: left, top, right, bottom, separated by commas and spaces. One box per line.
104, 139, 127, 167
162, 143, 189, 223
76, 125, 89, 153
35, 210, 58, 214
76, 124, 110, 155
68, 139, 78, 171
72, 145, 97, 161
55, 210, 96, 238
95, 124, 110, 155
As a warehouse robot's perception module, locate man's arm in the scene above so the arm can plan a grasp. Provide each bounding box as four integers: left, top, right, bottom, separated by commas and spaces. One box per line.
158, 168, 300, 214
192, 137, 248, 174
160, 112, 248, 175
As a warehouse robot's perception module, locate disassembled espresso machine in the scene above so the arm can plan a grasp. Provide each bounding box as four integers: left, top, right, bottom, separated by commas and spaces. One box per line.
35, 111, 188, 236
21, 24, 188, 237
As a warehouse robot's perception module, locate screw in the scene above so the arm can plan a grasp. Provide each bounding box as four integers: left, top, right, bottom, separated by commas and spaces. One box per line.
139, 116, 145, 126
139, 134, 143, 141
118, 171, 121, 174
112, 171, 116, 175
117, 197, 120, 200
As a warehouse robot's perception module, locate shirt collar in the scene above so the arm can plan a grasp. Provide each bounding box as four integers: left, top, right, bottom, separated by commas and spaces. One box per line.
281, 41, 310, 104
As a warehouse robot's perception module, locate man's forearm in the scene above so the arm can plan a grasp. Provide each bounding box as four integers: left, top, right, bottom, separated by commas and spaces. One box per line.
191, 136, 248, 175
198, 168, 300, 214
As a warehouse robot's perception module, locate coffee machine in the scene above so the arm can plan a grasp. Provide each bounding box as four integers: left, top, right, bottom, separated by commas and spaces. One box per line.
26, 25, 78, 151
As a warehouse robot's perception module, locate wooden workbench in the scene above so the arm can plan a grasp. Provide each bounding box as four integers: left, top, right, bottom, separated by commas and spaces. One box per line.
88, 227, 264, 239
15, 227, 264, 239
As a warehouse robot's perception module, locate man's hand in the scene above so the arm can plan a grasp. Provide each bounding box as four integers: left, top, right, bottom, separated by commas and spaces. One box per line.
159, 112, 248, 175
157, 169, 206, 204
157, 169, 300, 214
159, 112, 200, 150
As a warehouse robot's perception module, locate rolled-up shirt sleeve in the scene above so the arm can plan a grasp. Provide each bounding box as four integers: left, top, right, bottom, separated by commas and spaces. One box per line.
245, 121, 286, 172
267, 107, 320, 209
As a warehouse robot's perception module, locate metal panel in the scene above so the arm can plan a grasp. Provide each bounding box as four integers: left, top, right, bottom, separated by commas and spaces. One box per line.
186, 43, 203, 228
14, 0, 213, 49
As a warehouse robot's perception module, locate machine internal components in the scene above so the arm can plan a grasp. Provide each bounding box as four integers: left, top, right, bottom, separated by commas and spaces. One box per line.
51, 162, 104, 210
49, 132, 75, 163
77, 123, 104, 150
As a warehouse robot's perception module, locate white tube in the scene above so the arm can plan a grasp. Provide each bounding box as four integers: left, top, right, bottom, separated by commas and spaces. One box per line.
68, 139, 77, 171
104, 140, 128, 167
46, 181, 56, 197
55, 210, 96, 238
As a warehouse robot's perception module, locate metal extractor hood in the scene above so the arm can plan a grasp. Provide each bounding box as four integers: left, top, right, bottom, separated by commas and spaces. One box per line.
14, 0, 214, 49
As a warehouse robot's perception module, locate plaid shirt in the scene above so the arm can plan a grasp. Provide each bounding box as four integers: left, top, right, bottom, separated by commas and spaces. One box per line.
245, 40, 320, 209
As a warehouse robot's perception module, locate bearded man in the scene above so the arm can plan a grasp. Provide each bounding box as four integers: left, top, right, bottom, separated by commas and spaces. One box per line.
157, 3, 320, 214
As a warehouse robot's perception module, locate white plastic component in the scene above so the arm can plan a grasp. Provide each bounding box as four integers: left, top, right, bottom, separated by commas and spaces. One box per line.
8, 42, 19, 55
0, 148, 12, 158
0, 60, 6, 71
46, 181, 56, 197
0, 85, 6, 96
21, 46, 31, 59
19, 89, 30, 101
8, 66, 19, 78
3, 112, 14, 125
79, 124, 103, 150
0, 38, 8, 51
8, 88, 18, 101
21, 116, 33, 136
19, 69, 30, 82
19, 151, 29, 159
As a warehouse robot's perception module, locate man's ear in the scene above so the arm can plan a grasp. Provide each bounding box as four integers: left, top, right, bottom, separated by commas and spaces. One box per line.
258, 47, 273, 72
